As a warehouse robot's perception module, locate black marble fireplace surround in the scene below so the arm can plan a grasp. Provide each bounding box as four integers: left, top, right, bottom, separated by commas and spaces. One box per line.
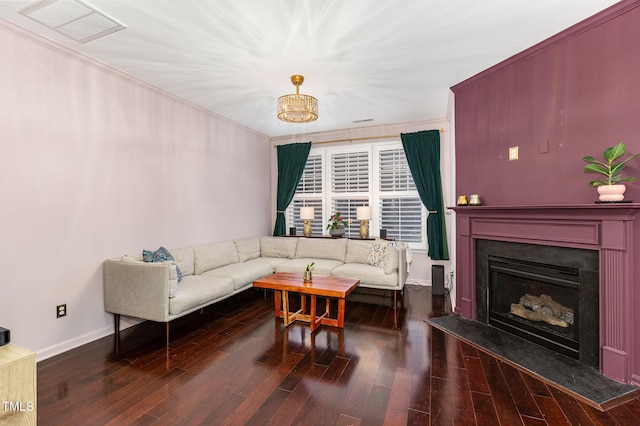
475, 239, 599, 369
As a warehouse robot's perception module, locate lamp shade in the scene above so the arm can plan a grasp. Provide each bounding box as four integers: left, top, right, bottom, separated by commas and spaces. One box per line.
300, 207, 315, 220
357, 206, 372, 220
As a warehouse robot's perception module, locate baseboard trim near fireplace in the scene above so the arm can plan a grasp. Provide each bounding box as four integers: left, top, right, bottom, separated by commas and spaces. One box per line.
425, 315, 640, 412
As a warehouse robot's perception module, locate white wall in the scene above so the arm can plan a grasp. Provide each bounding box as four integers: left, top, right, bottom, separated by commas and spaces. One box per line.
270, 119, 453, 286
0, 22, 272, 359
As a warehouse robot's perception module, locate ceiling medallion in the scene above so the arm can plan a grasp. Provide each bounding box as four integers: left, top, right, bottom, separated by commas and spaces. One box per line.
277, 75, 318, 123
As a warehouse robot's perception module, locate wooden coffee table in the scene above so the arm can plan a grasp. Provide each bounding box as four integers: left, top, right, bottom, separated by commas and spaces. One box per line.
253, 272, 360, 331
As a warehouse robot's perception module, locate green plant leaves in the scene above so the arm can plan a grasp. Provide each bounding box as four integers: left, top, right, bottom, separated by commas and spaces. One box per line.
583, 163, 608, 174
603, 142, 626, 162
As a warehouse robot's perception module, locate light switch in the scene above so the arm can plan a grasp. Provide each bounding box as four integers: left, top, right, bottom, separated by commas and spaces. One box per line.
509, 146, 519, 161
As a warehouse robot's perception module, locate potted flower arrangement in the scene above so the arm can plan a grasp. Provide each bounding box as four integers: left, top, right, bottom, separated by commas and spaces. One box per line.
583, 142, 639, 202
326, 211, 349, 237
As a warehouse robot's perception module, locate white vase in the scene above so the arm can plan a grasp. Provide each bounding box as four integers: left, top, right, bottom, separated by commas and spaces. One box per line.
597, 184, 626, 202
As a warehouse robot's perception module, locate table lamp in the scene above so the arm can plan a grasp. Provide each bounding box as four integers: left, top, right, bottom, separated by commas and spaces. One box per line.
356, 206, 372, 239
300, 207, 314, 237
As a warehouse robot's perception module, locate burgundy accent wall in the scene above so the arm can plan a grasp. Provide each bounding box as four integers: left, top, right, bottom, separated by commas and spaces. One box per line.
450, 1, 640, 385
452, 1, 640, 206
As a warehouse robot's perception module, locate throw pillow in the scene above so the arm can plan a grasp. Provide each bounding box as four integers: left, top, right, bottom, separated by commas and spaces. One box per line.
366, 239, 388, 268
143, 246, 183, 282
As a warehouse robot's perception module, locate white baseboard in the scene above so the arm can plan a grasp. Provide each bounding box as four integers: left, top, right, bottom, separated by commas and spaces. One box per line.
36, 317, 143, 362
36, 326, 113, 362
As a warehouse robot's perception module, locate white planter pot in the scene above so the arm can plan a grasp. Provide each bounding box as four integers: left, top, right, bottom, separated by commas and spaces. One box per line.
329, 227, 345, 237
597, 184, 626, 202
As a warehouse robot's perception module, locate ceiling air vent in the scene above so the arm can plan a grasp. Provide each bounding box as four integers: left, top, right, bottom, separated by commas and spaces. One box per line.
18, 0, 126, 44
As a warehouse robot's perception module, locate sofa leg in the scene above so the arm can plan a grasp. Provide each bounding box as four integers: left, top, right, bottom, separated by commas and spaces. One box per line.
165, 322, 170, 346
114, 314, 120, 337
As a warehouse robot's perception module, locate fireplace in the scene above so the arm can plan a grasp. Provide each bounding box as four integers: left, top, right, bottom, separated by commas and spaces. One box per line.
452, 204, 640, 385
476, 240, 599, 368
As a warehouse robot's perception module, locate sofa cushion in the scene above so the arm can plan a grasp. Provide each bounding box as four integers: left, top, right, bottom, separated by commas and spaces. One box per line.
383, 246, 400, 274
143, 246, 182, 282
234, 237, 262, 263
202, 261, 273, 290
251, 257, 290, 269
331, 263, 398, 288
345, 239, 373, 264
275, 258, 342, 276
260, 237, 298, 258
194, 241, 240, 274
170, 246, 195, 276
169, 275, 234, 316
295, 238, 347, 262
386, 241, 411, 273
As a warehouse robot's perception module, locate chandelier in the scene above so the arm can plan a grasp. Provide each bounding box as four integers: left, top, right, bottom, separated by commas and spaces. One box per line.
277, 75, 318, 123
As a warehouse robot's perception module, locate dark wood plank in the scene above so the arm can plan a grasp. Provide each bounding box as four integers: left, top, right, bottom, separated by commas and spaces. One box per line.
462, 355, 490, 395
533, 395, 572, 426
500, 362, 544, 420
478, 351, 525, 426
383, 367, 412, 424
447, 365, 477, 425
470, 390, 500, 425
547, 386, 600, 426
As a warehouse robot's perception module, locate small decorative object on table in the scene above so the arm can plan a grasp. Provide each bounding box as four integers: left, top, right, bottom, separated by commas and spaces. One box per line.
303, 262, 315, 282
469, 194, 481, 206
583, 142, 639, 202
327, 211, 348, 237
457, 195, 468, 206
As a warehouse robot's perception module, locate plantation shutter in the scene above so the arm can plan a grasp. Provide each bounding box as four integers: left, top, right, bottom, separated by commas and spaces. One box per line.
331, 151, 369, 238
379, 148, 424, 243
288, 154, 323, 235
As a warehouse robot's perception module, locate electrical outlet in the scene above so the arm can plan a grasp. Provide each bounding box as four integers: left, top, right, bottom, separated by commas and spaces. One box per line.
56, 304, 67, 318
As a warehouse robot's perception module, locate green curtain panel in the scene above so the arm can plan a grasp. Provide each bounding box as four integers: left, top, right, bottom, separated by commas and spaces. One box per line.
273, 142, 312, 236
401, 130, 449, 260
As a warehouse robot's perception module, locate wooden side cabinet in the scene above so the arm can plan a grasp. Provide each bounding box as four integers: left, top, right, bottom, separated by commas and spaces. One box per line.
0, 344, 36, 425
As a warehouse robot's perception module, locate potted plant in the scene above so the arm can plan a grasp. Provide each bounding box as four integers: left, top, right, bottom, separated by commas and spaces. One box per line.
303, 262, 314, 282
326, 212, 348, 237
583, 142, 639, 202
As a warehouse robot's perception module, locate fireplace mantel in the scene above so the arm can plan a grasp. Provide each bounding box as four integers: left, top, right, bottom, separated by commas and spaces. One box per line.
451, 204, 640, 385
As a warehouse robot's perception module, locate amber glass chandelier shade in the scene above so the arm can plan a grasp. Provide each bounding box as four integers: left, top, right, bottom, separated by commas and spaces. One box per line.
277, 75, 318, 123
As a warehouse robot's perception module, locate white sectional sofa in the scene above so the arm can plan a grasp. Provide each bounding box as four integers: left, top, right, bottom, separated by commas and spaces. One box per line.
103, 236, 409, 339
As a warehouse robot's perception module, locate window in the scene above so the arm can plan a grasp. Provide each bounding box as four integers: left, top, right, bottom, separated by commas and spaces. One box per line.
287, 141, 426, 249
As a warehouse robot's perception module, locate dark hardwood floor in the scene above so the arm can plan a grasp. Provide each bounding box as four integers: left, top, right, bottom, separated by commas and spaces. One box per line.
37, 285, 640, 425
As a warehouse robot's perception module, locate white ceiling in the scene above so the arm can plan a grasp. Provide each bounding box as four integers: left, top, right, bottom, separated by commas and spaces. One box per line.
0, 0, 620, 137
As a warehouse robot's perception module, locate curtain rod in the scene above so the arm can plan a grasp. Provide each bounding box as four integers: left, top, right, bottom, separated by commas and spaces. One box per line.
273, 128, 444, 148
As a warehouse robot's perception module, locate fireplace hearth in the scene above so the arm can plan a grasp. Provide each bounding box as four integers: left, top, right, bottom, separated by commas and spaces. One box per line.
477, 242, 599, 368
